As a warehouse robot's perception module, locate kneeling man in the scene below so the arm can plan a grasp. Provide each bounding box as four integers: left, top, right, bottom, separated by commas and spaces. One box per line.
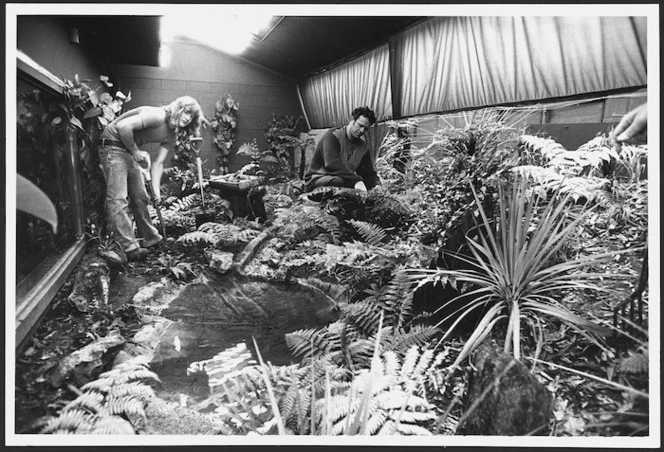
304, 106, 380, 192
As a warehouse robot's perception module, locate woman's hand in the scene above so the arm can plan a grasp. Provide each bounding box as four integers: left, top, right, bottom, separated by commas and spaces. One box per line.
133, 150, 151, 168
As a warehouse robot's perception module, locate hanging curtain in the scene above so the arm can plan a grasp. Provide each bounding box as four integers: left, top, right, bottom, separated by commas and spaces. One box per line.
393, 16, 647, 117
299, 44, 392, 129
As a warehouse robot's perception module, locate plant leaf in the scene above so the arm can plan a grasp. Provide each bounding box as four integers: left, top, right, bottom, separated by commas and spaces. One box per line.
16, 174, 57, 232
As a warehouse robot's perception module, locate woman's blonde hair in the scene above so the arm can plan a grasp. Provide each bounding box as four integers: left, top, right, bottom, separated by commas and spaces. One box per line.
167, 96, 206, 137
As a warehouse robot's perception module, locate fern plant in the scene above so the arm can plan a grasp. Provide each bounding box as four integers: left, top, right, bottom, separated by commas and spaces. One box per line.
287, 270, 438, 370
36, 356, 159, 434
615, 144, 648, 183
403, 176, 635, 365
312, 345, 443, 435
348, 219, 387, 246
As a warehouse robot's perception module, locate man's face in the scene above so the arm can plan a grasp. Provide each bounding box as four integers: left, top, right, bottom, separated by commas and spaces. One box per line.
348, 115, 372, 140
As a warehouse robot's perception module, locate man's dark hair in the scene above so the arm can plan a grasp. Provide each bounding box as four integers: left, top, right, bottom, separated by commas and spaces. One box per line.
351, 106, 376, 125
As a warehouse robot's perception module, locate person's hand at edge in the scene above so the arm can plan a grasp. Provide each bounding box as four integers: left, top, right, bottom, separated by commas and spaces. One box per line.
613, 103, 647, 152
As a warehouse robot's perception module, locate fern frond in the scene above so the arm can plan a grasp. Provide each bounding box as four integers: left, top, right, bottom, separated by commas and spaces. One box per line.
383, 350, 401, 380
619, 351, 649, 374
295, 386, 312, 431
380, 270, 416, 329
88, 416, 136, 435
64, 391, 105, 413
305, 186, 340, 203
176, 230, 218, 246
347, 338, 376, 367
394, 422, 435, 436
348, 219, 387, 245
106, 395, 147, 418
87, 367, 159, 388
279, 382, 300, 421
81, 378, 116, 393
40, 409, 96, 434
344, 300, 383, 334
165, 193, 199, 213
382, 325, 440, 355
285, 328, 333, 358
301, 277, 350, 304
411, 348, 435, 380
400, 346, 420, 380
365, 410, 389, 434
314, 213, 342, 244
395, 409, 438, 425
109, 382, 156, 401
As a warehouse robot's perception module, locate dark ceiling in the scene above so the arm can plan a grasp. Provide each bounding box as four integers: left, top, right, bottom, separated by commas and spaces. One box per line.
242, 16, 425, 79
67, 15, 425, 81
65, 16, 162, 67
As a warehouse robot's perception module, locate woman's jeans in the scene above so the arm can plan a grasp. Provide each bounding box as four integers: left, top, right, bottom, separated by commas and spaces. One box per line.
98, 146, 161, 252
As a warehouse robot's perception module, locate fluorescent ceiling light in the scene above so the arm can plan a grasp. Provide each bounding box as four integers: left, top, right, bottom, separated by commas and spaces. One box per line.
160, 14, 276, 55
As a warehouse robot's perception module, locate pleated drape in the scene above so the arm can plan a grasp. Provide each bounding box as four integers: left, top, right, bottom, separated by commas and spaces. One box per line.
394, 16, 646, 117
299, 44, 392, 129
299, 16, 647, 129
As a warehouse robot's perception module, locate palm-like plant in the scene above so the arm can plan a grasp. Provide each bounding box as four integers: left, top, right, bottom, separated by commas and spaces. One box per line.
404, 176, 634, 366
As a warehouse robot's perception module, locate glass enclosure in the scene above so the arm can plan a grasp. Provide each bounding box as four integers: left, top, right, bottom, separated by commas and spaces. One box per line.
16, 75, 81, 298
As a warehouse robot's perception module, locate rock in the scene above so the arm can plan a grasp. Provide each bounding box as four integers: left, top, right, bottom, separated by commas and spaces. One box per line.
131, 277, 184, 319
113, 318, 173, 367
205, 250, 234, 274
49, 331, 125, 387
98, 247, 127, 266
197, 222, 261, 248
458, 343, 553, 436
68, 253, 111, 312
233, 230, 273, 273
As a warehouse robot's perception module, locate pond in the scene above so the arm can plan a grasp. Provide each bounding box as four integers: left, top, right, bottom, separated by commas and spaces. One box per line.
146, 275, 340, 408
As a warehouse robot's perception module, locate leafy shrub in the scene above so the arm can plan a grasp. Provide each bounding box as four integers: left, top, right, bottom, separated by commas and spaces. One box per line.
403, 176, 634, 365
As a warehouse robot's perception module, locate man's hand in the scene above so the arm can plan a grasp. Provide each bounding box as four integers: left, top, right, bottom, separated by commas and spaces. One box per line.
133, 150, 151, 168
354, 181, 367, 192
613, 103, 647, 151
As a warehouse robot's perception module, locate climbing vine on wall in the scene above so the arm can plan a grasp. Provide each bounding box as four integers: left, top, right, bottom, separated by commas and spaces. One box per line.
210, 93, 239, 174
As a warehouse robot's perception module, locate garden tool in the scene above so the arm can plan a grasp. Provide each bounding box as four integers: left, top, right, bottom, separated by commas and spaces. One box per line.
191, 137, 216, 228
139, 155, 167, 239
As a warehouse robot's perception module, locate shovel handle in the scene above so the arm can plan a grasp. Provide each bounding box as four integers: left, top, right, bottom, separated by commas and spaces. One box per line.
142, 170, 167, 239
196, 157, 206, 210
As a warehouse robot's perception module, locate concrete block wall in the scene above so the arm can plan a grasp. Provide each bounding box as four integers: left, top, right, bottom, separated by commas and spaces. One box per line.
111, 39, 305, 173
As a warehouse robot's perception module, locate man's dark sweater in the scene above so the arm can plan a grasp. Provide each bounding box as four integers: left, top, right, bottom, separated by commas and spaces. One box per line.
304, 126, 380, 189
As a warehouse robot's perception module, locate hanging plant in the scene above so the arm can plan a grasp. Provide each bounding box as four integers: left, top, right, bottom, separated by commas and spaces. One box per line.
210, 93, 239, 174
